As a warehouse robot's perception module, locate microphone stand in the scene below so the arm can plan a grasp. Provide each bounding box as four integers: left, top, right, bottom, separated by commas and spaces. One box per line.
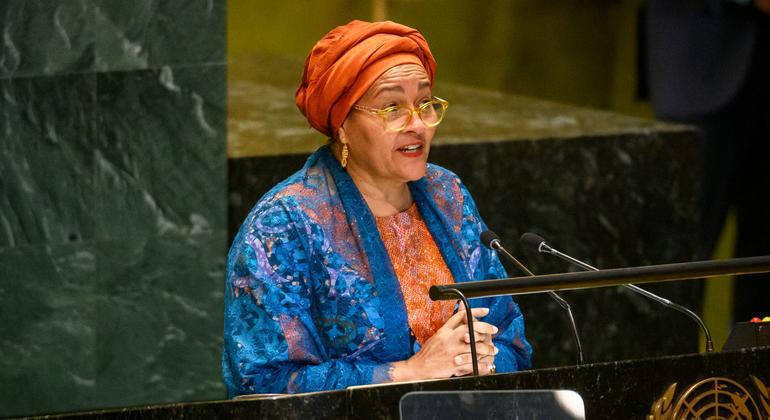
489, 239, 584, 365
441, 288, 480, 376
429, 255, 770, 298
534, 240, 715, 353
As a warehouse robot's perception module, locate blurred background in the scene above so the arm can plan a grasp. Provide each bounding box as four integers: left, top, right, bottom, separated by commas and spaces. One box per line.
229, 0, 648, 113
1, 0, 739, 417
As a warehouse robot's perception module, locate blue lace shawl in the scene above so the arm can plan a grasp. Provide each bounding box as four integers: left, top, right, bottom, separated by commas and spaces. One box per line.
223, 146, 531, 396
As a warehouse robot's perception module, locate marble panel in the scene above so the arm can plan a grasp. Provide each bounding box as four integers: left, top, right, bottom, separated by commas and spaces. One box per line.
344, 348, 770, 419
427, 132, 702, 368
33, 348, 770, 419
0, 74, 97, 248
0, 243, 97, 418
45, 391, 349, 419
92, 232, 227, 409
0, 0, 94, 79
0, 1, 228, 416
93, 65, 226, 242
93, 0, 226, 71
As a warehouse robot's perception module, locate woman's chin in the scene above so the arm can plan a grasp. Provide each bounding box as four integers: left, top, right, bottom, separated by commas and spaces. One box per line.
403, 165, 428, 182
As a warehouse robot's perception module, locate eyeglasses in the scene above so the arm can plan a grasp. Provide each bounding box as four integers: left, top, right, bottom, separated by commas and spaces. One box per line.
353, 96, 449, 132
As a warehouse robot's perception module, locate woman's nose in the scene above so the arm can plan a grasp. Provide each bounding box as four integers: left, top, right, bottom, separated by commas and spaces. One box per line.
403, 109, 427, 133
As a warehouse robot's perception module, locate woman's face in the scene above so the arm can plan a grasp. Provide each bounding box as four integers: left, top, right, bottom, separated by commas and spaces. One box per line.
340, 63, 436, 187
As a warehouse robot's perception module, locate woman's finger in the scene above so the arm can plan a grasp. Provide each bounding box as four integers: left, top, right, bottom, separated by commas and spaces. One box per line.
453, 360, 496, 377
453, 352, 495, 366
459, 321, 499, 343
452, 344, 499, 366
443, 307, 489, 329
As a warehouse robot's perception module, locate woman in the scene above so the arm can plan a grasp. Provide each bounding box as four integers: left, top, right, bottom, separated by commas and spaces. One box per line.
223, 20, 531, 397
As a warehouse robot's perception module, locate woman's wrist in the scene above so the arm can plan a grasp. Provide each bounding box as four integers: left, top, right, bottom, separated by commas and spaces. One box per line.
389, 359, 420, 383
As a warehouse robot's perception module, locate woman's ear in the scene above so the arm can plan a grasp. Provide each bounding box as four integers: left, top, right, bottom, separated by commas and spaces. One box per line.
337, 125, 348, 143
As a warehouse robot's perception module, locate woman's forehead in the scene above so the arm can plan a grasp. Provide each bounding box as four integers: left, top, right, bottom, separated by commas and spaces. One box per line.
366, 64, 431, 98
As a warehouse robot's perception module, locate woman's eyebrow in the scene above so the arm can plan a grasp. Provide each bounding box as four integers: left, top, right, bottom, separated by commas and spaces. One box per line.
371, 80, 432, 98
371, 84, 405, 97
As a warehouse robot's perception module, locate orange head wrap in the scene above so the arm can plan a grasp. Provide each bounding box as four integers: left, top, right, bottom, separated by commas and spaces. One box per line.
295, 20, 437, 138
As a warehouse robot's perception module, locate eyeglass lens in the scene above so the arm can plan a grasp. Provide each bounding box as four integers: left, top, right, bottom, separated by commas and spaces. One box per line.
385, 102, 444, 131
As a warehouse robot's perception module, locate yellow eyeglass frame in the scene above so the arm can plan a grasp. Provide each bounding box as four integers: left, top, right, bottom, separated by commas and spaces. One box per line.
353, 96, 449, 132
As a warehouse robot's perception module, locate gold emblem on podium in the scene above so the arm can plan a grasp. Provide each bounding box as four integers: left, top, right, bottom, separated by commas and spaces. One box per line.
648, 376, 770, 419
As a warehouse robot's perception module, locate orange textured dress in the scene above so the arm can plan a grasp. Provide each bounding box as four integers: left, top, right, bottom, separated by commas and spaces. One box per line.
375, 203, 455, 345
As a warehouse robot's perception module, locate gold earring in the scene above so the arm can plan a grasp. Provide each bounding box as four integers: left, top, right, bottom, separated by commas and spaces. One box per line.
340, 141, 349, 168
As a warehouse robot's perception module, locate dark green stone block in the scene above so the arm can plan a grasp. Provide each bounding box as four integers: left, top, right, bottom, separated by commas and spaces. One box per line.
93, 65, 226, 241
0, 74, 97, 247
0, 0, 226, 77
31, 349, 770, 419
1, 63, 227, 417
0, 232, 227, 417
426, 132, 702, 367
0, 243, 97, 418
93, 232, 227, 409
93, 0, 226, 71
0, 1, 228, 416
0, 0, 94, 78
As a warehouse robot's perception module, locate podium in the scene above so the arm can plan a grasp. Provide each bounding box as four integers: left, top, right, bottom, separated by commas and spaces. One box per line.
47, 347, 770, 419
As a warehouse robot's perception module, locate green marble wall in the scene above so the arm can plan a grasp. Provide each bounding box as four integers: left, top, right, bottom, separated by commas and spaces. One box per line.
0, 0, 226, 417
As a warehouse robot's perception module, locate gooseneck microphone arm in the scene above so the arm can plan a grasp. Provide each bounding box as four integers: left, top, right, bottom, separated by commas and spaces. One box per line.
441, 288, 480, 376
481, 231, 584, 365
521, 232, 714, 353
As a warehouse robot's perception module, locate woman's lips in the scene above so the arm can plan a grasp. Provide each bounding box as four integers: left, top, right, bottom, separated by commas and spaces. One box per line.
397, 144, 424, 155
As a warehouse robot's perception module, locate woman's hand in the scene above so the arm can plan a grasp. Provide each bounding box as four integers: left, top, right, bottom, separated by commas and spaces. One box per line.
391, 307, 498, 382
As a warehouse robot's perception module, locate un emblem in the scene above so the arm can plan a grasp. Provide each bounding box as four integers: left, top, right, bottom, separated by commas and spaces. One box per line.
648, 376, 770, 419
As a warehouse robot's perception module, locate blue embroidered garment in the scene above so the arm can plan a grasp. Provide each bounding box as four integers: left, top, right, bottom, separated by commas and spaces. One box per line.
223, 146, 532, 396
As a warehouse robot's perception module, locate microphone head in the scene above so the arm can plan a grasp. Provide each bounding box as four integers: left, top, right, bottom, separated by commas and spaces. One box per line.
520, 232, 547, 253
480, 230, 500, 249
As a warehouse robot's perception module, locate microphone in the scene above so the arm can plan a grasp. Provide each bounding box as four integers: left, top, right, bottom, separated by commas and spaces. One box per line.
521, 232, 714, 353
481, 230, 538, 277
481, 230, 584, 365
